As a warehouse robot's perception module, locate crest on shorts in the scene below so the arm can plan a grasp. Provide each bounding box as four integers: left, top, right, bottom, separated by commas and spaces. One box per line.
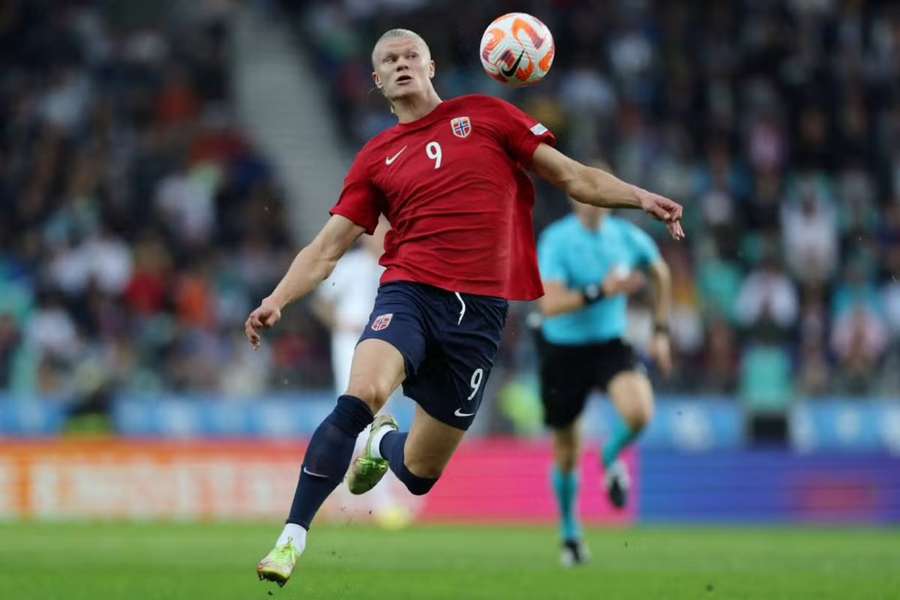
371, 313, 393, 331
450, 116, 471, 138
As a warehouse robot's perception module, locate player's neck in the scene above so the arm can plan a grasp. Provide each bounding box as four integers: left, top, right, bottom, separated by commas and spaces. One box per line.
577, 214, 603, 231
392, 90, 443, 124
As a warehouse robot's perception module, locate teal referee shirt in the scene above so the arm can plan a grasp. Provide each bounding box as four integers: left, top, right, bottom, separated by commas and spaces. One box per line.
537, 214, 661, 345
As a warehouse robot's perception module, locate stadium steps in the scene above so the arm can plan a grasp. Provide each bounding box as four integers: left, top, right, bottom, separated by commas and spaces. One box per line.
232, 4, 349, 243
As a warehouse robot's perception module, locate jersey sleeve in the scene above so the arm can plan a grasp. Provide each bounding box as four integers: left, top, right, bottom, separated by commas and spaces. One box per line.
626, 223, 661, 266
490, 97, 556, 167
537, 228, 569, 284
330, 150, 384, 235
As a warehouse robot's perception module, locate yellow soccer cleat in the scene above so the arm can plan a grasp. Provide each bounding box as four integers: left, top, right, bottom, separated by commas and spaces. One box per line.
256, 539, 300, 587
346, 414, 398, 495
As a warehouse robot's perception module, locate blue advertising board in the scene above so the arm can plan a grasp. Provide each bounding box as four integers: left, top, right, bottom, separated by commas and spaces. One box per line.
639, 450, 900, 524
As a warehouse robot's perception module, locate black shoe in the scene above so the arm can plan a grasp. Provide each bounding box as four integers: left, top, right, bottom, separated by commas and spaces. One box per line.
604, 460, 630, 509
560, 539, 591, 567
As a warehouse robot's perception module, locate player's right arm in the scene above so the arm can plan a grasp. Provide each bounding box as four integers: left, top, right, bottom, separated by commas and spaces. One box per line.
244, 215, 364, 348
531, 143, 685, 241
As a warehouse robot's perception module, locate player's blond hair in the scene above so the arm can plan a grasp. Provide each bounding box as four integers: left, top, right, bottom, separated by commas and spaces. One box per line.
371, 29, 431, 66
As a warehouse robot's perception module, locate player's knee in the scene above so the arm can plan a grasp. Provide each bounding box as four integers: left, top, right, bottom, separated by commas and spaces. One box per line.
555, 452, 577, 473
552, 425, 579, 471
345, 380, 389, 413
553, 439, 578, 472
623, 404, 653, 432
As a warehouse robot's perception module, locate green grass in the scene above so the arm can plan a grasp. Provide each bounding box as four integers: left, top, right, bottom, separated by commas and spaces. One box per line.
1, 522, 898, 599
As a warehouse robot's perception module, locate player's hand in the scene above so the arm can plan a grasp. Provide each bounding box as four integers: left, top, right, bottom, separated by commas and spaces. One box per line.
244, 298, 283, 350
602, 271, 646, 297
636, 188, 685, 241
650, 331, 673, 377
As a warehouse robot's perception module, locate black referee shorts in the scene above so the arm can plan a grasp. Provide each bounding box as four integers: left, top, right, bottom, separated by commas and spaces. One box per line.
537, 335, 639, 429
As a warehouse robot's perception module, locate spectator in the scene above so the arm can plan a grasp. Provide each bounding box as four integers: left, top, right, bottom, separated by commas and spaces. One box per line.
831, 306, 888, 396
702, 317, 739, 394
781, 173, 838, 286
735, 254, 799, 337
0, 313, 22, 390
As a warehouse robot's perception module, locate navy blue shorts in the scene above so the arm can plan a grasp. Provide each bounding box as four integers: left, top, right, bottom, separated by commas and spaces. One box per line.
358, 282, 508, 430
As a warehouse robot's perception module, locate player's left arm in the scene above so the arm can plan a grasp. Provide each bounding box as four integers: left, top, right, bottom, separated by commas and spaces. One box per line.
531, 143, 685, 240
646, 258, 673, 376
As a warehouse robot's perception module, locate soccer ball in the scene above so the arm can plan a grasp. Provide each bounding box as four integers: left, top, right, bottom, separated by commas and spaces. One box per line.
479, 13, 555, 87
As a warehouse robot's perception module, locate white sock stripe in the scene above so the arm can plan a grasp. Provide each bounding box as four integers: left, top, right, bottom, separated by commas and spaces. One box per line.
276, 523, 307, 554
454, 291, 466, 325
369, 425, 393, 461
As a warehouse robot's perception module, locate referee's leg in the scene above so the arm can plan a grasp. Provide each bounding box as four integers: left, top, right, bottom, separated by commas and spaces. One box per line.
601, 370, 655, 510
607, 370, 655, 436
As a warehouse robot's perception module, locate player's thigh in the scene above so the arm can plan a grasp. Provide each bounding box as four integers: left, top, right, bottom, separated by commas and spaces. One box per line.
350, 282, 429, 411
346, 339, 406, 413
607, 370, 655, 430
403, 404, 466, 479
409, 292, 508, 430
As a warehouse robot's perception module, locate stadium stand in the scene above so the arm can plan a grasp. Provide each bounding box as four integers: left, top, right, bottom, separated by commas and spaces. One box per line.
0, 1, 334, 415
285, 0, 900, 406
1, 0, 898, 439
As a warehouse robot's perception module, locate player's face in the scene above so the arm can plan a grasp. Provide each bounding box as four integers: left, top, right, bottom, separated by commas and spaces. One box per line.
372, 37, 435, 102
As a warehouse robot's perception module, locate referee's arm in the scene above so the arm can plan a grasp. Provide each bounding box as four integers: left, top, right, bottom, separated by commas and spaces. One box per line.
538, 272, 646, 318
537, 280, 587, 317
647, 258, 674, 375
647, 259, 672, 333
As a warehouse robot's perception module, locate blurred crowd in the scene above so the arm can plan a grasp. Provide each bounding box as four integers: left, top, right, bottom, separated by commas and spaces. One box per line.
0, 0, 333, 412
2, 0, 899, 420
292, 0, 900, 407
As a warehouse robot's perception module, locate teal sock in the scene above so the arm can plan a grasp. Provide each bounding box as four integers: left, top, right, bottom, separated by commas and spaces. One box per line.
551, 467, 580, 542
602, 425, 640, 468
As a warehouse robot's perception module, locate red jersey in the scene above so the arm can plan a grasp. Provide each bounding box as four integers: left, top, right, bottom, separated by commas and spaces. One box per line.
330, 94, 556, 301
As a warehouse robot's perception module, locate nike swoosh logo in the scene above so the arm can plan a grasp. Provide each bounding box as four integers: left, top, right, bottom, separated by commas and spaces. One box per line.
302, 467, 329, 479
385, 146, 407, 165
500, 50, 524, 77
454, 408, 475, 418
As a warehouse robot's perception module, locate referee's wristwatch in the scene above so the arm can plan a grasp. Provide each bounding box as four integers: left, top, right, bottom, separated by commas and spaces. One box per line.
653, 322, 670, 335
582, 283, 605, 305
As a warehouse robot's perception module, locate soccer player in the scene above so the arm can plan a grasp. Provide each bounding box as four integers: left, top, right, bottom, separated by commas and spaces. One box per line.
246, 28, 684, 586
536, 195, 672, 566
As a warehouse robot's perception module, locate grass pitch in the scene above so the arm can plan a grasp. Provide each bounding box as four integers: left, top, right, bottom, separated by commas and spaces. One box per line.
0, 522, 897, 599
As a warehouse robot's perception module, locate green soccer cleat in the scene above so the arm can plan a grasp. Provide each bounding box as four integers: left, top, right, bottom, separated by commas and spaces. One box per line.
256, 540, 300, 587
346, 414, 398, 495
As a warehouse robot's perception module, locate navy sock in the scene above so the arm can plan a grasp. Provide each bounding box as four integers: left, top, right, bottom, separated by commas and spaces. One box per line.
287, 395, 373, 528
380, 430, 438, 495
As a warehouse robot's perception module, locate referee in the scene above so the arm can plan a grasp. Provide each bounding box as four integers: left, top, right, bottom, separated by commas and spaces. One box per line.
536, 191, 672, 566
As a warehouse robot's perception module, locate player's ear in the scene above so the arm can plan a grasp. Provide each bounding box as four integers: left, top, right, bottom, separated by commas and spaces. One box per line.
428, 59, 435, 79
373, 70, 383, 89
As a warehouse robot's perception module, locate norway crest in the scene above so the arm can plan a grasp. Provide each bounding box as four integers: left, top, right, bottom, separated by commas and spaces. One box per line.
450, 116, 471, 138
371, 313, 393, 331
